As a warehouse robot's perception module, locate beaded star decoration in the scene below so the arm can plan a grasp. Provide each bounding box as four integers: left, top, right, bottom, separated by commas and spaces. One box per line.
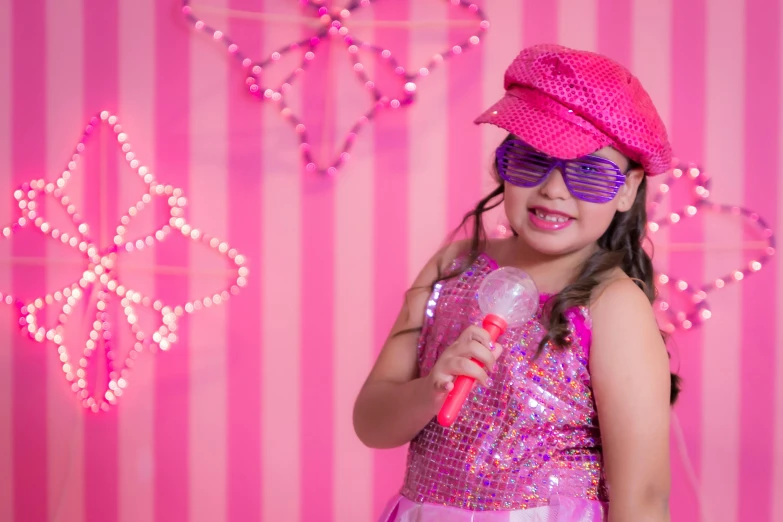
645, 162, 774, 333
183, 0, 489, 175
1, 112, 247, 411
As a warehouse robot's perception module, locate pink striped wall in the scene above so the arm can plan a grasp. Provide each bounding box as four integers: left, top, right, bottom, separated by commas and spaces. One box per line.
117, 3, 157, 522
224, 2, 262, 521
702, 1, 744, 521
371, 2, 410, 515
190, 2, 229, 520
0, 1, 781, 521
11, 3, 48, 522
669, 1, 706, 519
260, 4, 302, 520
46, 2, 85, 522
742, 1, 779, 520
0, 0, 11, 518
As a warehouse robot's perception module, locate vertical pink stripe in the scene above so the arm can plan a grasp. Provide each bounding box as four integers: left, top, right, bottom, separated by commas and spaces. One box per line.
702, 2, 745, 520
299, 31, 336, 522
776, 15, 783, 515
741, 1, 779, 520
669, 1, 706, 520
775, 24, 783, 515
11, 0, 49, 520
557, 0, 597, 51
372, 1, 410, 516
334, 72, 374, 522
333, 7, 376, 520
0, 0, 13, 518
46, 0, 85, 521
523, 0, 557, 46
83, 3, 120, 521
259, 139, 303, 509
117, 1, 156, 521
480, 2, 520, 232
188, 8, 228, 521
154, 2, 190, 520
597, 0, 632, 66
226, 1, 263, 521
631, 0, 672, 128
299, 183, 335, 521
445, 5, 484, 232
260, 5, 301, 521
408, 0, 447, 277
260, 144, 302, 516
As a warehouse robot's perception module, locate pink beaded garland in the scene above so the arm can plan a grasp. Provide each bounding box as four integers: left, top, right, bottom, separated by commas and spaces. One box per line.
182, 0, 489, 175
647, 163, 775, 332
1, 111, 248, 412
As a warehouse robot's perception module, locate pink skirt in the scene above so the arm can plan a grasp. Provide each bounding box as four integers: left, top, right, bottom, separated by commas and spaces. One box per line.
379, 495, 607, 522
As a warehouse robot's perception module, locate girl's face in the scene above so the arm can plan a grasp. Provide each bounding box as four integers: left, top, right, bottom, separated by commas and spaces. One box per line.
503, 146, 644, 257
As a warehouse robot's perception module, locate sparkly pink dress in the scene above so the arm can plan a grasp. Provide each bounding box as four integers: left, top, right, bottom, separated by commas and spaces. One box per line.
380, 253, 607, 522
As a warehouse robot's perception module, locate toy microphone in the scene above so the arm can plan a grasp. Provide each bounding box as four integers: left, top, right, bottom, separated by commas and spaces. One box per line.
437, 266, 539, 427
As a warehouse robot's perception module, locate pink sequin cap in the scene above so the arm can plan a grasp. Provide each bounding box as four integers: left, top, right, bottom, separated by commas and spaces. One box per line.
475, 44, 672, 175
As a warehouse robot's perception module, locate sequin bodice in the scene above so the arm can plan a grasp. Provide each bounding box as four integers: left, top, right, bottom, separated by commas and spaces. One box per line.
402, 253, 606, 511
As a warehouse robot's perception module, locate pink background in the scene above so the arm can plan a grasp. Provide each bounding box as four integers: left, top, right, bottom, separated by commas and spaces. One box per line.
0, 1, 781, 521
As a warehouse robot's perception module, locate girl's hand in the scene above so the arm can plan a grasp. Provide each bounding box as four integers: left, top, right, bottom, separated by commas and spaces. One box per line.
427, 325, 504, 394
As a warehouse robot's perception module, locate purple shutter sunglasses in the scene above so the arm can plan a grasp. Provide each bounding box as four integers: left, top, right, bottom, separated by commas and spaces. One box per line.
496, 139, 628, 204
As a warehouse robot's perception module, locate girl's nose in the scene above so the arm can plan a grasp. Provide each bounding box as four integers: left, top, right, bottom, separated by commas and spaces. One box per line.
538, 168, 570, 200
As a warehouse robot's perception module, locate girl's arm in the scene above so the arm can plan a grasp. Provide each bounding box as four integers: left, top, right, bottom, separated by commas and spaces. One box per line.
352, 243, 457, 449
590, 278, 672, 522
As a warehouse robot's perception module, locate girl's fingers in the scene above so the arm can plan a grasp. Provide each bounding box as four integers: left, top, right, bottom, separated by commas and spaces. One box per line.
432, 373, 454, 392
463, 325, 492, 348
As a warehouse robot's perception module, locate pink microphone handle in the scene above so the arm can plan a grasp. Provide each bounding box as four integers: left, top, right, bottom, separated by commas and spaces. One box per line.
437, 315, 506, 427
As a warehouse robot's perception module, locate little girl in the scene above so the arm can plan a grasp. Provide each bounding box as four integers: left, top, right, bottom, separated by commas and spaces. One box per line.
354, 44, 680, 522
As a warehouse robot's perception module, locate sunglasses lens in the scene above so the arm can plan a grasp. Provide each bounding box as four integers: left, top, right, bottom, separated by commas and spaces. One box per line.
563, 160, 625, 203
497, 141, 550, 187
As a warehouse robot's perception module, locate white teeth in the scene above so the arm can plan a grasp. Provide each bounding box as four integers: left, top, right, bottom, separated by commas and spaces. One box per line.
534, 209, 569, 222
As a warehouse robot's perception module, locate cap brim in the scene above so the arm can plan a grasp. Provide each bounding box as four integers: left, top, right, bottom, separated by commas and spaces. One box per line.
474, 88, 614, 160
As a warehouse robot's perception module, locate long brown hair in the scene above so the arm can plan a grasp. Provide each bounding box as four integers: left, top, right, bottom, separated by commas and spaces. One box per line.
436, 146, 681, 404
